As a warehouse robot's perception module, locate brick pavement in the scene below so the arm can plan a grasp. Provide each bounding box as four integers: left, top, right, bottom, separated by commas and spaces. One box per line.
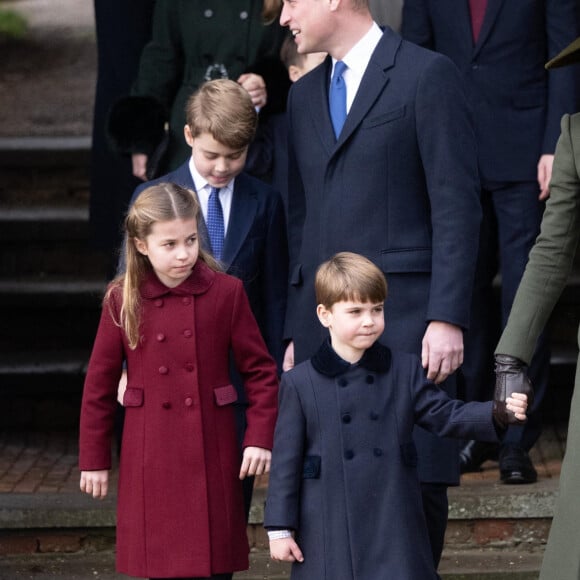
0, 423, 566, 495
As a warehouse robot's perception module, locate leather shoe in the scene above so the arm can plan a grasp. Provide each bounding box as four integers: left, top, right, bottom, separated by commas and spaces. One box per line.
459, 440, 498, 473
499, 444, 537, 484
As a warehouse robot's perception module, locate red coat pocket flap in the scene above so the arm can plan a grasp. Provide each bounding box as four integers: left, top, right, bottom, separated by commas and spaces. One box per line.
214, 384, 238, 406
123, 388, 144, 407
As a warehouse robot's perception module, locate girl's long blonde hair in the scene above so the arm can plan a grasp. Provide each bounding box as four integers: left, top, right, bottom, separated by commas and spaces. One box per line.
106, 183, 220, 349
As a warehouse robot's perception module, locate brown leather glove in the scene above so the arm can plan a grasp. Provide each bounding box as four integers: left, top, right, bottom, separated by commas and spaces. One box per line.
493, 354, 534, 430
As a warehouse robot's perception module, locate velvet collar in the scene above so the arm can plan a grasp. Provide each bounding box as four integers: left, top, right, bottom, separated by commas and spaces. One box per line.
140, 260, 216, 299
311, 339, 391, 377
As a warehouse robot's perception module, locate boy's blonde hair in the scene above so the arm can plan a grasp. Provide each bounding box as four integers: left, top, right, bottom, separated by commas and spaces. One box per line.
185, 79, 257, 150
107, 183, 220, 349
315, 252, 388, 308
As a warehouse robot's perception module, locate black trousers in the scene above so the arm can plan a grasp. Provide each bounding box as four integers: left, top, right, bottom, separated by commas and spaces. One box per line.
151, 575, 232, 580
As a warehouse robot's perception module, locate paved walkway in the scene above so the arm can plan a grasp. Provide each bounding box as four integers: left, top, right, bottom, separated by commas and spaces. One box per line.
0, 424, 566, 496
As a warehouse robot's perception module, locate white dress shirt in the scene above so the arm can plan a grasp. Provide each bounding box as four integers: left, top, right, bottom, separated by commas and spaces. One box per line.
188, 157, 234, 234
330, 22, 383, 112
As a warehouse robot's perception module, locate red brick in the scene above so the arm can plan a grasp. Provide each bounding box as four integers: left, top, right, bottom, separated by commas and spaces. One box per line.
38, 533, 83, 553
0, 535, 38, 555
473, 520, 515, 546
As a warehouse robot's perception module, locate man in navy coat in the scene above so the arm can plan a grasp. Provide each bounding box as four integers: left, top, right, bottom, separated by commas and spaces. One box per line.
279, 0, 480, 567
402, 0, 580, 483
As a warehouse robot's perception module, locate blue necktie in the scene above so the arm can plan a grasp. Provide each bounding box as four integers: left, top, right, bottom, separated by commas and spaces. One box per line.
207, 187, 224, 260
329, 61, 348, 138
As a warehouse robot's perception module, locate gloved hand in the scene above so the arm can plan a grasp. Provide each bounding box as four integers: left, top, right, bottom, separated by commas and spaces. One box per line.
493, 354, 534, 430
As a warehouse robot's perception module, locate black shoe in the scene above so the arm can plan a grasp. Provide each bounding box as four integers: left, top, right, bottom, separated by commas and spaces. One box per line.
459, 440, 499, 473
499, 444, 537, 484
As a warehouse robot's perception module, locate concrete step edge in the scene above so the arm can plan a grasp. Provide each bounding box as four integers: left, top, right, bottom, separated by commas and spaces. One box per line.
0, 136, 91, 169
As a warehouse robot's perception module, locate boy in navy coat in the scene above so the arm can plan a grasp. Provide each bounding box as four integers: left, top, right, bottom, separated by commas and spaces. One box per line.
122, 79, 288, 515
265, 253, 530, 579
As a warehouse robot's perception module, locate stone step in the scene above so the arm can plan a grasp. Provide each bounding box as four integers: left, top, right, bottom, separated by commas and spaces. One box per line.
0, 136, 90, 169
0, 549, 544, 579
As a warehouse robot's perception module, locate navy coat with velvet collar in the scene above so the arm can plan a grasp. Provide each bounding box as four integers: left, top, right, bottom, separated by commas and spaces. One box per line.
131, 163, 288, 373
265, 341, 498, 580
284, 27, 480, 483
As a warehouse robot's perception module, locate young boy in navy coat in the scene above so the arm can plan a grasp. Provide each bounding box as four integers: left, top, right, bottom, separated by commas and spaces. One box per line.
265, 252, 530, 579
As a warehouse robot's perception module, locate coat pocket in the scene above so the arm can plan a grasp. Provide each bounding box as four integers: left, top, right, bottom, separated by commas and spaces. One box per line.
379, 247, 432, 273
214, 384, 238, 406
123, 387, 144, 407
290, 263, 303, 287
362, 106, 406, 129
400, 441, 418, 467
302, 455, 321, 479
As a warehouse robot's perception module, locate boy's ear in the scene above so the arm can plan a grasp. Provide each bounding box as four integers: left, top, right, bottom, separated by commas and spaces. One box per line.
316, 304, 331, 328
133, 237, 148, 256
184, 125, 194, 148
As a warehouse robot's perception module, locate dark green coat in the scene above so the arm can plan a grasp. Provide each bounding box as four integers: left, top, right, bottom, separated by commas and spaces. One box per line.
111, 0, 287, 174
496, 113, 580, 580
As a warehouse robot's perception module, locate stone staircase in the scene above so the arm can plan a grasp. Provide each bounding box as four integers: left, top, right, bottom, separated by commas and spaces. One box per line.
0, 137, 578, 578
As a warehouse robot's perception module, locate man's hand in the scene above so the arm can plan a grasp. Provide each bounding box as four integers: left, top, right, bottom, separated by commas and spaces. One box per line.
270, 537, 304, 563
80, 470, 109, 499
132, 153, 148, 181
283, 341, 295, 372
239, 446, 271, 479
421, 321, 464, 384
537, 154, 554, 200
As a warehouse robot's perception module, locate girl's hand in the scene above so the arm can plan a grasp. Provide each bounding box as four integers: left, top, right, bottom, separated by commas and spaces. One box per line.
270, 537, 304, 563
239, 446, 271, 479
80, 470, 109, 499
506, 392, 528, 422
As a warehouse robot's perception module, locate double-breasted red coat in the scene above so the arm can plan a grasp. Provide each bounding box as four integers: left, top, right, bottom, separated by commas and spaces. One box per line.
79, 260, 278, 578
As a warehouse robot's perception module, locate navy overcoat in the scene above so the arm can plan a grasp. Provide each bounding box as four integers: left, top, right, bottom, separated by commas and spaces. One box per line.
265, 341, 498, 579
284, 28, 481, 483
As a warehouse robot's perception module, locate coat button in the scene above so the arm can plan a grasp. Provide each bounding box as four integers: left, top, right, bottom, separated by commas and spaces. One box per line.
239, 10, 248, 19
183, 329, 193, 338
365, 375, 374, 384
374, 448, 383, 457
162, 401, 171, 409
204, 8, 213, 18
156, 333, 165, 342
338, 377, 348, 388
342, 413, 351, 424
370, 412, 379, 421
182, 297, 191, 305
154, 299, 164, 307
185, 363, 194, 372
344, 450, 354, 460
185, 397, 193, 407
158, 366, 168, 375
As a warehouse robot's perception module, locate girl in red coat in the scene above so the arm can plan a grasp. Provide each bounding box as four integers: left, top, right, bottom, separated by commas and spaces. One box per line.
79, 183, 278, 579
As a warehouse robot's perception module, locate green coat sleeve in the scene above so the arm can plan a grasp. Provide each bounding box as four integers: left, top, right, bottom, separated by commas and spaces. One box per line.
496, 113, 580, 363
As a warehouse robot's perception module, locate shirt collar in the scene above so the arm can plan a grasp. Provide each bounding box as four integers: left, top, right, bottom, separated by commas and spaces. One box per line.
311, 338, 391, 377
189, 157, 235, 195
335, 21, 383, 80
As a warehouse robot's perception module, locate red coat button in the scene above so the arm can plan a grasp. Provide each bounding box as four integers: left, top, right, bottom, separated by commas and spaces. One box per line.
185, 397, 193, 407
185, 363, 194, 372
182, 297, 191, 305
159, 366, 168, 375
155, 299, 164, 307
156, 333, 165, 342
183, 329, 193, 338
162, 402, 171, 409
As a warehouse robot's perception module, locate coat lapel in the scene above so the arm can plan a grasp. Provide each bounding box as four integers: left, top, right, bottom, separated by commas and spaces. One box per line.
222, 173, 257, 267
307, 57, 338, 157
472, 0, 504, 57
334, 29, 400, 152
